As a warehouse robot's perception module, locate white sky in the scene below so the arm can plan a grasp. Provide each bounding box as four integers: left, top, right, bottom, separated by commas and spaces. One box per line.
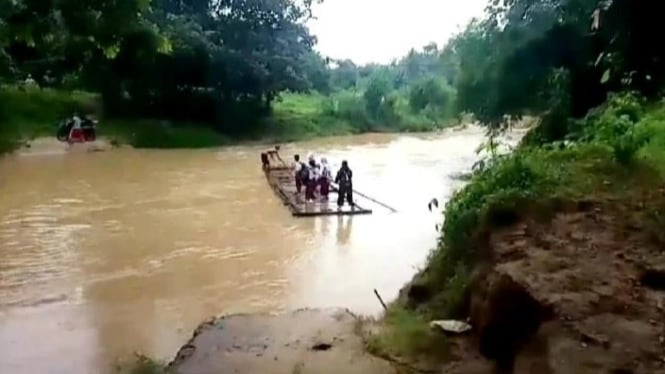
307, 0, 487, 65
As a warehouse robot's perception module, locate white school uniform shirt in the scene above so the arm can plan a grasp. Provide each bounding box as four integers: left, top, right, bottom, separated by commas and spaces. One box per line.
321, 163, 332, 179
292, 161, 302, 176
309, 165, 320, 180
72, 116, 82, 129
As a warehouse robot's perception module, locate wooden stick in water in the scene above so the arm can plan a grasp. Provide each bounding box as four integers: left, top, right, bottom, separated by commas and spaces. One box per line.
374, 289, 388, 311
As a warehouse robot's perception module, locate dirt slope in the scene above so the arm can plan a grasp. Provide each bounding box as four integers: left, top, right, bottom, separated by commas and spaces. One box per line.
448, 200, 665, 373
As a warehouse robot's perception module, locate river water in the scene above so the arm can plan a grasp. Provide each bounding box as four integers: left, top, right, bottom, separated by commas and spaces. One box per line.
0, 127, 519, 373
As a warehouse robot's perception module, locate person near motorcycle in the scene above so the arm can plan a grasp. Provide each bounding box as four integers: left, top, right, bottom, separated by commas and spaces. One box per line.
68, 113, 86, 144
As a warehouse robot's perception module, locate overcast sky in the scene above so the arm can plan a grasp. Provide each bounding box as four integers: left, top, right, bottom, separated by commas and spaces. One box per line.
306, 0, 487, 65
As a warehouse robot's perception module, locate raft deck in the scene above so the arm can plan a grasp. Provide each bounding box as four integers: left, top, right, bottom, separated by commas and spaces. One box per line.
265, 166, 372, 217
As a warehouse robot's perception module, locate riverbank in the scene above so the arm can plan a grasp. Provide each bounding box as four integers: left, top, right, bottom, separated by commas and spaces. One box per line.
372, 94, 665, 371
0, 88, 456, 155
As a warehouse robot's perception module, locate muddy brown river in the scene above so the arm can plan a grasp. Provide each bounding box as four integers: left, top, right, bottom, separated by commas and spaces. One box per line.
0, 127, 519, 373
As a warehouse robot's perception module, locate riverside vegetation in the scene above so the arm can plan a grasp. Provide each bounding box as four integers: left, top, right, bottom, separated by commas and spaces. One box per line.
0, 0, 459, 153
366, 0, 665, 371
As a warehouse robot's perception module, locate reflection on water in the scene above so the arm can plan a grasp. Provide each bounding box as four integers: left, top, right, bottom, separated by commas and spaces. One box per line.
0, 127, 517, 374
336, 216, 353, 245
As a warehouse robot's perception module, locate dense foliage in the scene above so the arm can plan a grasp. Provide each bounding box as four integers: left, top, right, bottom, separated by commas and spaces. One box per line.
1, 0, 462, 143
450, 0, 664, 141
1, 0, 324, 134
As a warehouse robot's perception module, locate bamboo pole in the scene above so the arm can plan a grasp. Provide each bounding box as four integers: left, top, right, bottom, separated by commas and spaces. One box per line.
331, 183, 398, 213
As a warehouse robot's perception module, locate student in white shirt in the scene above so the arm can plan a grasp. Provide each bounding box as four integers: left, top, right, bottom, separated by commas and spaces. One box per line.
68, 113, 85, 144
319, 158, 332, 200
292, 154, 307, 194
305, 158, 319, 202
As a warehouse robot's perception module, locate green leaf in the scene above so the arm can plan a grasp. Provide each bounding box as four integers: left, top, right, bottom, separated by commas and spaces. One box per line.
600, 69, 611, 84
103, 44, 120, 59
157, 35, 172, 54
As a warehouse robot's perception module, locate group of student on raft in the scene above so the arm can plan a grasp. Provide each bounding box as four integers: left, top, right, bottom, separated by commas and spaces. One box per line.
261, 146, 355, 209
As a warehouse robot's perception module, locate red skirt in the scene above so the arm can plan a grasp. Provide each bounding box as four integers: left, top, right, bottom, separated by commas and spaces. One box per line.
69, 128, 85, 143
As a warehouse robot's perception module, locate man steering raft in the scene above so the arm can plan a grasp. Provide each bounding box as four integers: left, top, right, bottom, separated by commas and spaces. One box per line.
335, 160, 355, 209
261, 145, 286, 170
261, 145, 284, 170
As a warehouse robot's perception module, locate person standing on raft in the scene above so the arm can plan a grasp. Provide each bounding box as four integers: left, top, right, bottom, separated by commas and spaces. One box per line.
305, 158, 319, 202
319, 158, 332, 200
292, 154, 307, 194
335, 160, 354, 209
267, 145, 284, 165
261, 145, 284, 170
261, 152, 270, 170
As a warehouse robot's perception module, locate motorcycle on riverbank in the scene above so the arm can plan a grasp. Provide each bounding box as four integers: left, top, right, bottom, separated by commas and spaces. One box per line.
56, 116, 98, 143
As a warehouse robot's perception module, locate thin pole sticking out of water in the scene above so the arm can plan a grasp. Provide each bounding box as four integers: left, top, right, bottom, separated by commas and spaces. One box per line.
374, 289, 388, 311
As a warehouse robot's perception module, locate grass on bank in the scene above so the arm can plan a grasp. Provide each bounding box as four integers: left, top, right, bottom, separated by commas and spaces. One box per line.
264, 91, 457, 140
0, 87, 457, 154
363, 307, 448, 361
368, 92, 665, 359
0, 86, 98, 152
113, 355, 165, 374
0, 86, 236, 150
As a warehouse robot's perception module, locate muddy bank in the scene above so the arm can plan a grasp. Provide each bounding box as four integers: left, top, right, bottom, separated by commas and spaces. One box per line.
404, 199, 665, 373
167, 308, 397, 374
15, 137, 118, 156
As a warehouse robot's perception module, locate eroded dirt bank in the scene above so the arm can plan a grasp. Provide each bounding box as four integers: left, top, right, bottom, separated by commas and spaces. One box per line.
166, 308, 397, 374
404, 198, 665, 373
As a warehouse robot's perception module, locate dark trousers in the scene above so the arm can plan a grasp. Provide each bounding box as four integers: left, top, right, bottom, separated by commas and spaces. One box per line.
319, 177, 330, 198
295, 177, 302, 193
305, 179, 316, 200
337, 185, 353, 207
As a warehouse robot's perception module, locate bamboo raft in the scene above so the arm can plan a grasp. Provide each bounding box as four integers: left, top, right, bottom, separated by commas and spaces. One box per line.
264, 166, 372, 217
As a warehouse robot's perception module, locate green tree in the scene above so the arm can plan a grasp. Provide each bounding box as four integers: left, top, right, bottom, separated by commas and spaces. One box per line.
1, 0, 160, 86
330, 59, 359, 90
450, 0, 665, 141
98, 0, 322, 134
409, 78, 454, 114
363, 73, 392, 120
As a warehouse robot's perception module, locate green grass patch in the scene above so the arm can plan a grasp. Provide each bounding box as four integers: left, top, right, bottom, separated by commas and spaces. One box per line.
113, 355, 165, 374
0, 86, 98, 153
364, 307, 447, 360
265, 92, 356, 140
266, 91, 456, 140
102, 119, 232, 149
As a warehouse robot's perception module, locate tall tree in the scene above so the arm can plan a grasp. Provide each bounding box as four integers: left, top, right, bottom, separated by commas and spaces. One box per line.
451, 0, 665, 140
